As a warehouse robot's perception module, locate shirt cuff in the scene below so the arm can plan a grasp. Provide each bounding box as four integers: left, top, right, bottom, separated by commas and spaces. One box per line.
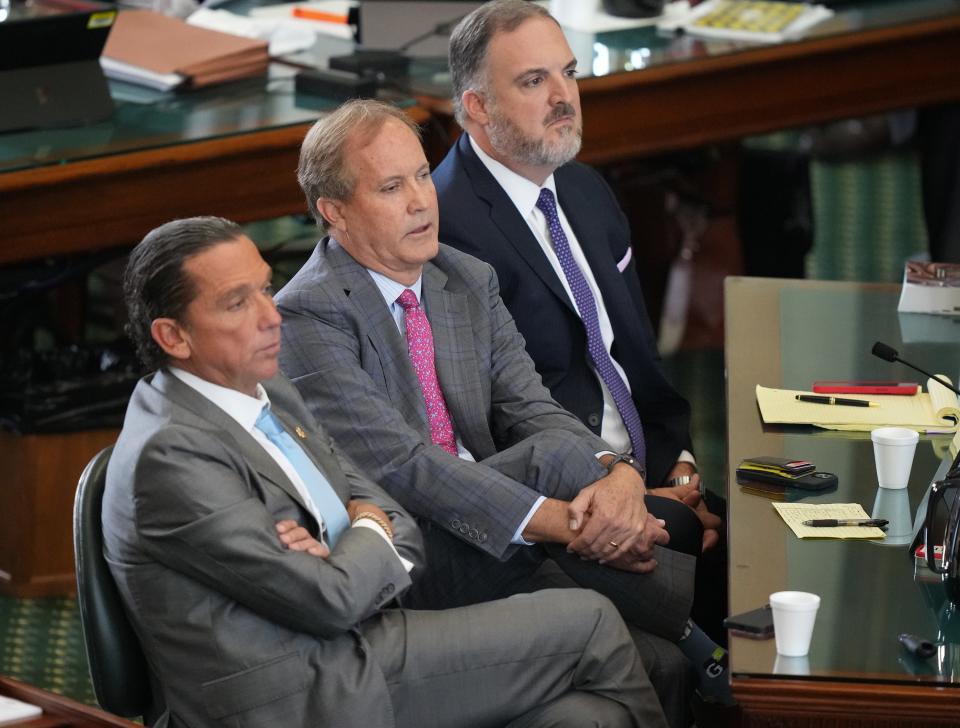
510, 495, 546, 545
352, 519, 414, 572
677, 451, 697, 467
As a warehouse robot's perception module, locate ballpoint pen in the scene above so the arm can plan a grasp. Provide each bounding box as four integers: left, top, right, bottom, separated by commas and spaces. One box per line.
795, 394, 879, 408
802, 518, 889, 527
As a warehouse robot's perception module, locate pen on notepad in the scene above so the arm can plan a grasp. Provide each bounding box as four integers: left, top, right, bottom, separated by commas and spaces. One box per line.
795, 394, 879, 408
802, 519, 888, 527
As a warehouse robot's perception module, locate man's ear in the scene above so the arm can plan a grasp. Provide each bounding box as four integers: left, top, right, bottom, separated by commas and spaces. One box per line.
150, 318, 191, 361
316, 198, 346, 234
462, 89, 490, 126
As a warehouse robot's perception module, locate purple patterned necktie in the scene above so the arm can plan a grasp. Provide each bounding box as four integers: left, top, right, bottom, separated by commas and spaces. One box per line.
396, 289, 458, 456
536, 187, 646, 466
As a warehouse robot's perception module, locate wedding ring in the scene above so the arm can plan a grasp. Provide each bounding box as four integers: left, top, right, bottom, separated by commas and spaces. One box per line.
608, 541, 619, 548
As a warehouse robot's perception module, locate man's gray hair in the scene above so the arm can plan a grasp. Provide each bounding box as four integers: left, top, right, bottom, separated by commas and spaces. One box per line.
297, 99, 422, 230
448, 0, 557, 126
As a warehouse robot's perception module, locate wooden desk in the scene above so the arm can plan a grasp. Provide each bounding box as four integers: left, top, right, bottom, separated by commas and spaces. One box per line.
724, 277, 960, 727
3, 4, 959, 265
0, 677, 137, 728
418, 4, 960, 165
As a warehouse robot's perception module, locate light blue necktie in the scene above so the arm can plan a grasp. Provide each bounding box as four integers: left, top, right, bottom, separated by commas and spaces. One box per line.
255, 407, 350, 546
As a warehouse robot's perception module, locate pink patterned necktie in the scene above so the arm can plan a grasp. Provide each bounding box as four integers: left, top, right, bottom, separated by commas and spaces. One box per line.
396, 289, 458, 456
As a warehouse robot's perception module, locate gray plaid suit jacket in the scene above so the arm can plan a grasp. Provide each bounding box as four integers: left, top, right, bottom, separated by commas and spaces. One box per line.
276, 240, 696, 642
276, 239, 611, 561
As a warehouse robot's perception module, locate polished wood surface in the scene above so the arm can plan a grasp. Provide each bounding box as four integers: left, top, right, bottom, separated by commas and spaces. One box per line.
576, 13, 960, 165
2, 10, 959, 265
724, 277, 960, 726
0, 677, 137, 727
1, 430, 117, 597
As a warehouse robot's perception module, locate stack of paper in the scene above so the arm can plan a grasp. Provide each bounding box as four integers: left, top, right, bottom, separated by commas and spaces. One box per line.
898, 261, 960, 316
101, 9, 269, 91
755, 377, 960, 433
658, 0, 833, 43
0, 695, 42, 726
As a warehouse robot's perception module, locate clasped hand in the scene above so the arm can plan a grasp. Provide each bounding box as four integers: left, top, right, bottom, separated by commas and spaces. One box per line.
565, 466, 669, 573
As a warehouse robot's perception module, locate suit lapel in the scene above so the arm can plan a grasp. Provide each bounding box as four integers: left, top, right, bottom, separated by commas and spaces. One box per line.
420, 261, 495, 456
458, 135, 575, 314
153, 370, 316, 523
556, 171, 638, 337
325, 241, 432, 439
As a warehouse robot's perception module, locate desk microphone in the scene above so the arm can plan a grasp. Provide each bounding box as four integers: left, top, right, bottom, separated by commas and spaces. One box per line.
871, 342, 960, 397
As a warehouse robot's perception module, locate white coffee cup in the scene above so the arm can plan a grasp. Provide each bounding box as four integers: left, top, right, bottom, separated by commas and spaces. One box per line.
550, 0, 599, 29
770, 591, 820, 657
871, 427, 919, 489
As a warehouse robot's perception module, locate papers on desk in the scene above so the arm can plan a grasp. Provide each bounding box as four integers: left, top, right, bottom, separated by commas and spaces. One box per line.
0, 695, 42, 726
898, 261, 960, 316
658, 0, 833, 43
249, 1, 356, 40
773, 502, 885, 539
756, 377, 960, 433
101, 9, 269, 91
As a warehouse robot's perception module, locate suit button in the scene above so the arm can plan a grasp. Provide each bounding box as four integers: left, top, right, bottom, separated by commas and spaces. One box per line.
386, 583, 395, 594
469, 528, 479, 539
459, 524, 469, 534
479, 533, 487, 543
451, 518, 461, 529
587, 413, 601, 427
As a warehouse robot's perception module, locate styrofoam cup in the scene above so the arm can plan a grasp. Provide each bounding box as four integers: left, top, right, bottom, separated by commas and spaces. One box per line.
871, 427, 919, 489
770, 591, 820, 657
550, 0, 599, 28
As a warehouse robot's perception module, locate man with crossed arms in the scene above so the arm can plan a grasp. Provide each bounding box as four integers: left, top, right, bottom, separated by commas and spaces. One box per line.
102, 215, 663, 727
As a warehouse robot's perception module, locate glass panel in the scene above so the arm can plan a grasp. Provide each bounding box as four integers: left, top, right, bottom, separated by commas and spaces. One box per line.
726, 278, 960, 686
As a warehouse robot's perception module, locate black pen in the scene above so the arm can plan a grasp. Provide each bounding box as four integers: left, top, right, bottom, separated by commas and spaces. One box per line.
802, 519, 889, 527
795, 394, 879, 408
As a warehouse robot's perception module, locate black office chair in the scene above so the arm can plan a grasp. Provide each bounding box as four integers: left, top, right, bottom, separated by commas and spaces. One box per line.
73, 445, 153, 720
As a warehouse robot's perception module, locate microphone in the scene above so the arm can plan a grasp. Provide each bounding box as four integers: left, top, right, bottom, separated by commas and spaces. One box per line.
871, 341, 960, 397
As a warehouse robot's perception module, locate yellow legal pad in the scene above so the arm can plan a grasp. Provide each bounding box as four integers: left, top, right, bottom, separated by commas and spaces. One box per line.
772, 502, 886, 539
755, 376, 959, 433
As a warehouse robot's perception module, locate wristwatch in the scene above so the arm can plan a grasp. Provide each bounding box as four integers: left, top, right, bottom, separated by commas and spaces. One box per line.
606, 453, 646, 481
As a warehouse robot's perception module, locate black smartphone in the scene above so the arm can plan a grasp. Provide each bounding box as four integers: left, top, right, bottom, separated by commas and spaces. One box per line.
723, 604, 774, 638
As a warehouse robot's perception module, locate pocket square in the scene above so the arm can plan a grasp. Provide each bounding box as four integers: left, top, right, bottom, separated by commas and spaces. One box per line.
616, 247, 633, 272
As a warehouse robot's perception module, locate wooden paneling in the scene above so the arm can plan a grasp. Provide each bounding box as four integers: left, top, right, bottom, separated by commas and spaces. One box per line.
1, 430, 117, 597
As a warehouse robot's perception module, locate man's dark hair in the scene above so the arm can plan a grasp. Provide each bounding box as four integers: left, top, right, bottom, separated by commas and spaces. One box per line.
123, 216, 244, 370
448, 0, 556, 125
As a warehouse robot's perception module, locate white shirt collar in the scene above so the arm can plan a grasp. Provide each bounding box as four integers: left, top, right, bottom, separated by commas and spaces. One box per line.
468, 134, 558, 219
367, 267, 424, 308
168, 367, 269, 432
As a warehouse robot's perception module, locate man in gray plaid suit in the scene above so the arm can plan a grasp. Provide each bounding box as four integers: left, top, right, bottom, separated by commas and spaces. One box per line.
276, 100, 708, 726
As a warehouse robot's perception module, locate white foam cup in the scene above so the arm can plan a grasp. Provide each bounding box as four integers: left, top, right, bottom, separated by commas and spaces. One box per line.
770, 591, 820, 657
871, 427, 919, 489
550, 0, 599, 28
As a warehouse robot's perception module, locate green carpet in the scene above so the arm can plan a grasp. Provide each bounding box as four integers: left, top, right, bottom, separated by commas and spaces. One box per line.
0, 595, 95, 704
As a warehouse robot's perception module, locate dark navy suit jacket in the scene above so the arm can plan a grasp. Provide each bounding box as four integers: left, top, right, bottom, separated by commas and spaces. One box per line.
433, 133, 693, 488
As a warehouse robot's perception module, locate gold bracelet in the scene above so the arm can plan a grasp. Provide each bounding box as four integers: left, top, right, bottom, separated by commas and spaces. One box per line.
352, 512, 393, 540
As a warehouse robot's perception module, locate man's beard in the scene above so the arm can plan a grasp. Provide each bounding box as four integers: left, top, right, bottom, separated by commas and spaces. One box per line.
486, 101, 582, 170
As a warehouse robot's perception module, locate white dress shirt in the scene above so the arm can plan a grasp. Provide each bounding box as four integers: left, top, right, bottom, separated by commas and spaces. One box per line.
168, 366, 411, 569
469, 137, 695, 471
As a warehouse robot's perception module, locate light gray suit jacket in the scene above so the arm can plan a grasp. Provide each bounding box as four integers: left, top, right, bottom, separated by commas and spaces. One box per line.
103, 369, 424, 728
276, 239, 610, 561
